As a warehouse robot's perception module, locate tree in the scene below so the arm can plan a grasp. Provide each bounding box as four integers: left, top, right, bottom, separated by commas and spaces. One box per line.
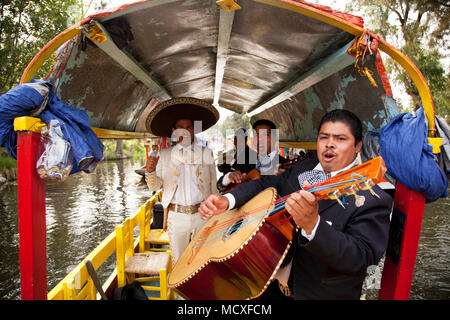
348, 0, 449, 117
0, 0, 86, 94
115, 139, 123, 157
217, 113, 251, 137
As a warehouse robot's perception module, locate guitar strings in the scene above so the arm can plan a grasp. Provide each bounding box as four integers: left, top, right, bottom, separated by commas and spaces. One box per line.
192, 173, 367, 249
199, 172, 366, 238
194, 173, 367, 247
192, 200, 287, 248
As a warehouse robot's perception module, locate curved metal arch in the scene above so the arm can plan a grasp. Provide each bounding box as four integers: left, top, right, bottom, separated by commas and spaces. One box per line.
20, 0, 436, 137
254, 0, 435, 134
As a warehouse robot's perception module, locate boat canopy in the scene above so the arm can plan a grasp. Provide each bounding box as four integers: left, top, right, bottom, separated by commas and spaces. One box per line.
21, 0, 436, 146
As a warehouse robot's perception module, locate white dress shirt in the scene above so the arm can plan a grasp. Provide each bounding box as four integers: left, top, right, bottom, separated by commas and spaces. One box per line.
170, 144, 204, 206
171, 164, 204, 206
256, 150, 279, 175
222, 149, 279, 186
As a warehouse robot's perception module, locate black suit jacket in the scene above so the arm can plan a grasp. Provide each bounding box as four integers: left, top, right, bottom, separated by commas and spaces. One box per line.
217, 146, 257, 192
217, 145, 257, 174
217, 148, 287, 192
229, 155, 392, 299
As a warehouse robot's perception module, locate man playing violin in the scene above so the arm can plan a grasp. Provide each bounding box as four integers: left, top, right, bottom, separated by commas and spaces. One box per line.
218, 120, 288, 192
199, 109, 393, 300
216, 128, 258, 192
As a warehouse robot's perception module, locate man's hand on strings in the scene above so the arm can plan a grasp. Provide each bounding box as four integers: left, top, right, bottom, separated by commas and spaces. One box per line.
285, 181, 319, 235
228, 171, 246, 184
199, 194, 229, 220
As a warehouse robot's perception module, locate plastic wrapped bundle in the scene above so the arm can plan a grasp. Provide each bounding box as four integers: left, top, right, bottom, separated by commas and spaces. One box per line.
36, 120, 73, 181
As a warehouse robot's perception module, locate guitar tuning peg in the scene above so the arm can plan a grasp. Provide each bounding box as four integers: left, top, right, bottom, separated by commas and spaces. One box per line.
342, 184, 360, 204
342, 184, 359, 196
358, 179, 380, 199
327, 190, 346, 209
336, 197, 345, 209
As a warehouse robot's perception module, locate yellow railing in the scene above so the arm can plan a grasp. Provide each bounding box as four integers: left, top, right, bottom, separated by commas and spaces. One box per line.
47, 190, 162, 300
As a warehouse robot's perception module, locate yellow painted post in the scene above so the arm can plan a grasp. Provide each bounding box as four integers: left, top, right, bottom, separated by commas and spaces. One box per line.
427, 137, 443, 154
138, 206, 146, 253
88, 275, 96, 300
160, 268, 168, 300
63, 278, 75, 300
115, 224, 126, 288
13, 117, 46, 132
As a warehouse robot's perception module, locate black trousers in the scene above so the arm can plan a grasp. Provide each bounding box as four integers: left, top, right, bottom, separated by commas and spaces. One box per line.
257, 281, 293, 300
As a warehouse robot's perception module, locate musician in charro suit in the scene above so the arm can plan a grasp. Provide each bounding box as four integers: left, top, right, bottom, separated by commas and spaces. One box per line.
145, 97, 219, 264
199, 109, 393, 300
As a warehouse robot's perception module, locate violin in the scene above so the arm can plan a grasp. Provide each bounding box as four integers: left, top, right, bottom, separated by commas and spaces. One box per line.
224, 153, 311, 193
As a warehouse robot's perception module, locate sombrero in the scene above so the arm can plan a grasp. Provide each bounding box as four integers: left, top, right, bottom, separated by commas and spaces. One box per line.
145, 97, 219, 137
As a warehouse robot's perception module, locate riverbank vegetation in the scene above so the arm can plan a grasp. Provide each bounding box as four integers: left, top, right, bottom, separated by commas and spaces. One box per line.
0, 149, 16, 171
101, 139, 147, 161
0, 148, 17, 183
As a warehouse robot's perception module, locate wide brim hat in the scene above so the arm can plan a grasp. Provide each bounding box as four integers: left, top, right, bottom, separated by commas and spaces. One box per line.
146, 97, 220, 137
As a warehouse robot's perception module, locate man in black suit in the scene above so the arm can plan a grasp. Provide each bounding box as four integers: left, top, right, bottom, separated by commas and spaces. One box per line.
199, 109, 392, 300
218, 120, 288, 192
217, 128, 258, 192
253, 119, 288, 175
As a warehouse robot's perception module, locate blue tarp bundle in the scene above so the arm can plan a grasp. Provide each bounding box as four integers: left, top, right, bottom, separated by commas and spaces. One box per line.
0, 79, 104, 175
380, 107, 448, 203
435, 115, 450, 175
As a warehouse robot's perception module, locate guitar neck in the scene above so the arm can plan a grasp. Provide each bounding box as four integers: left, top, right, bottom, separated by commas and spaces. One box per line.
302, 156, 386, 200
280, 153, 311, 170
274, 157, 386, 225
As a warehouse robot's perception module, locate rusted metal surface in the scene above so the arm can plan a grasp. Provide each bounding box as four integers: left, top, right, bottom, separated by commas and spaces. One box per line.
252, 54, 398, 141
46, 0, 399, 142
50, 37, 157, 131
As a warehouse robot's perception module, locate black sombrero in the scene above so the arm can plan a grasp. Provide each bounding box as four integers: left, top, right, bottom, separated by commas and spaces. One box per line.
145, 97, 219, 137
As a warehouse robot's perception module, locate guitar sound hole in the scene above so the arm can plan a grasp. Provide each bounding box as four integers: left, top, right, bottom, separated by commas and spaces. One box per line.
223, 218, 244, 240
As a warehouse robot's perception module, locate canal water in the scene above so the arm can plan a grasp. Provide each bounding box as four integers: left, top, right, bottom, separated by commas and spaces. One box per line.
0, 159, 448, 299
0, 159, 150, 299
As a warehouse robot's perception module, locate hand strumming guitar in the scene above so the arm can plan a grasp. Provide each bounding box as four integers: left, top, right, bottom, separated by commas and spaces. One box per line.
228, 171, 247, 184
273, 163, 286, 176
199, 194, 229, 220
285, 181, 319, 235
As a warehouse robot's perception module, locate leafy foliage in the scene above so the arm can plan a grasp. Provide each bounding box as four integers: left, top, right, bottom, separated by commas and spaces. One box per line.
0, 0, 85, 94
216, 112, 251, 136
350, 0, 449, 117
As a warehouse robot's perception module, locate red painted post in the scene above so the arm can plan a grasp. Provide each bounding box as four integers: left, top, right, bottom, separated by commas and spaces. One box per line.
378, 182, 426, 300
16, 130, 47, 300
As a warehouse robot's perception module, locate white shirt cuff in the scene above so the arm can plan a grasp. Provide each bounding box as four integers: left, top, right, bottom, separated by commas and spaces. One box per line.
223, 193, 236, 211
301, 216, 320, 241
222, 172, 232, 186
